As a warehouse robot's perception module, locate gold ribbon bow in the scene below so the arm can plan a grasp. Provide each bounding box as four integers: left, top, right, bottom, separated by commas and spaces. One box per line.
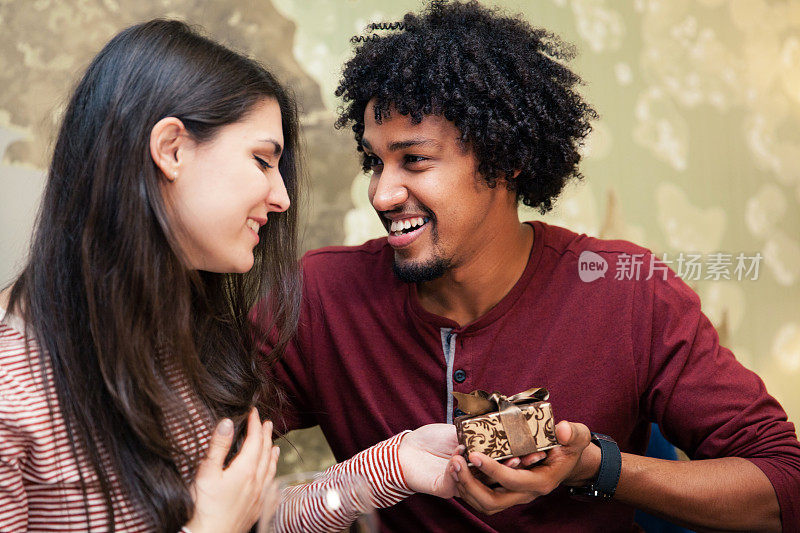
452, 387, 550, 456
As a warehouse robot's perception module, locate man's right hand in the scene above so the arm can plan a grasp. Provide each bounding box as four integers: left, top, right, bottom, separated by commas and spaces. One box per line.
447, 420, 594, 515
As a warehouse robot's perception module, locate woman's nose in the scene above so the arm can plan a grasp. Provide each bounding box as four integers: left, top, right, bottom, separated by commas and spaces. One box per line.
266, 170, 290, 213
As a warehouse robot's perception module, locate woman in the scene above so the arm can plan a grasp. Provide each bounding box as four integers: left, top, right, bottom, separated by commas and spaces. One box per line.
0, 19, 457, 532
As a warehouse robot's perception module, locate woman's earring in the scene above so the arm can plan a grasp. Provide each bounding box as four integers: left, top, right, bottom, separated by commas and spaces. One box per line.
172, 170, 178, 181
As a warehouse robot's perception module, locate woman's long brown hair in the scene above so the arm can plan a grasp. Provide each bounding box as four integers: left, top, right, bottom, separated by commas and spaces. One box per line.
6, 20, 301, 531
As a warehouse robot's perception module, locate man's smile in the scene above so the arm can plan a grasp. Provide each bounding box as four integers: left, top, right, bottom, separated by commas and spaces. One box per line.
385, 215, 430, 248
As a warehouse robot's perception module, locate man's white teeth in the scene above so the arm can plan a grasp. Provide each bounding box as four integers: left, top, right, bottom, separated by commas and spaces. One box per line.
389, 217, 428, 236
246, 219, 260, 232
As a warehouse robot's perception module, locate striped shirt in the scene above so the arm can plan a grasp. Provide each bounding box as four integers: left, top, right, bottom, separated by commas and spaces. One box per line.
0, 307, 412, 532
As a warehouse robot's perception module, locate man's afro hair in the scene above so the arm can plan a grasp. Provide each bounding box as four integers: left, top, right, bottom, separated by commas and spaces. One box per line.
335, 0, 598, 212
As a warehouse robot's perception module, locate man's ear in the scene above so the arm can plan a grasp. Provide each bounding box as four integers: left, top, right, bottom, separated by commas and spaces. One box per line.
150, 117, 189, 182
495, 169, 522, 187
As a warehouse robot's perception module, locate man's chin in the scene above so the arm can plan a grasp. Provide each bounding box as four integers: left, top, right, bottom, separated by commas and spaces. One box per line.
391, 256, 450, 283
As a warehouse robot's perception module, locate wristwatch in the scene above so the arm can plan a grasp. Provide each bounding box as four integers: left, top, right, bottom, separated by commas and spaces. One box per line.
568, 432, 621, 500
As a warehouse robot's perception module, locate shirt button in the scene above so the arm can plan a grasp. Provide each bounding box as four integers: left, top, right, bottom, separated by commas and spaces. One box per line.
454, 369, 467, 383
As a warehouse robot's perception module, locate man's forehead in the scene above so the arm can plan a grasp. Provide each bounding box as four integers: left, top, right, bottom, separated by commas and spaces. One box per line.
361, 108, 457, 151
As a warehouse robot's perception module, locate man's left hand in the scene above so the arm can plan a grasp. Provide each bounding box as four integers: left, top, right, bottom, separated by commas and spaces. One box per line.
447, 420, 597, 515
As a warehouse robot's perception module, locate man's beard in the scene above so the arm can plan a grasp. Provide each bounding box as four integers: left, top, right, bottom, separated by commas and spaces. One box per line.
386, 208, 450, 283
392, 256, 451, 283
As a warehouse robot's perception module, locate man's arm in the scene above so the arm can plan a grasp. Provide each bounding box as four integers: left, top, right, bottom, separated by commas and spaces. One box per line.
450, 421, 782, 532
252, 264, 321, 434
614, 452, 779, 531
450, 266, 800, 531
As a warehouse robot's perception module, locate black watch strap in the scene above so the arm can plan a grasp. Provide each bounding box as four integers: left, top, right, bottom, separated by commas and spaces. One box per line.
568, 432, 621, 500
592, 432, 622, 497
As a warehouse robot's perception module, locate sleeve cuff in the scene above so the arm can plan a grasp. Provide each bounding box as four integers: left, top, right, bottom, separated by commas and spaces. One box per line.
322, 430, 414, 508
746, 457, 800, 533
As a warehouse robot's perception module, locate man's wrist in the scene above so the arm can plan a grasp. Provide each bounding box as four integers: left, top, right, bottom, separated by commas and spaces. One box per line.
565, 441, 602, 486
568, 433, 622, 500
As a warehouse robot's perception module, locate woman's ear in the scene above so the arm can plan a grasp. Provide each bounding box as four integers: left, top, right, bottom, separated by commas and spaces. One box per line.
150, 117, 189, 182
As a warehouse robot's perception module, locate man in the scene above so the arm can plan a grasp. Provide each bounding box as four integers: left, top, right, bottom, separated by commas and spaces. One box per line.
263, 1, 800, 531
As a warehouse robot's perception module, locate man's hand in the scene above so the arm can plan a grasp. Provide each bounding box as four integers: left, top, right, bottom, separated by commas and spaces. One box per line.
398, 423, 461, 498
447, 420, 596, 515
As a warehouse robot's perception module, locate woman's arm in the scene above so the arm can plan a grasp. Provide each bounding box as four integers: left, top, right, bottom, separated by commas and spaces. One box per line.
0, 419, 29, 532
273, 424, 458, 533
1, 320, 31, 533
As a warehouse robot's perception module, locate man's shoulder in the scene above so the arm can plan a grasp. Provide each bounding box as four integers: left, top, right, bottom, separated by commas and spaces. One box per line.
536, 221, 653, 260
301, 237, 393, 284
303, 237, 389, 265
535, 221, 696, 303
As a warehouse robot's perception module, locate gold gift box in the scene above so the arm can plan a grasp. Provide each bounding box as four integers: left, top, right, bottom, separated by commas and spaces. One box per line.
453, 388, 559, 461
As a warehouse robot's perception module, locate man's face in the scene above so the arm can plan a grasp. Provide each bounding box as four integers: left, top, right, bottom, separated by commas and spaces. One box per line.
362, 101, 511, 282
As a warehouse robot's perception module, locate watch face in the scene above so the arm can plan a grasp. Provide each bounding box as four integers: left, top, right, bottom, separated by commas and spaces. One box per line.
592, 432, 616, 443
568, 486, 613, 501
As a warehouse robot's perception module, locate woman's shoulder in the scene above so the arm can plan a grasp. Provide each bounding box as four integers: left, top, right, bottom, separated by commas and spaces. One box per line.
0, 287, 31, 351
0, 303, 52, 423
1, 299, 37, 362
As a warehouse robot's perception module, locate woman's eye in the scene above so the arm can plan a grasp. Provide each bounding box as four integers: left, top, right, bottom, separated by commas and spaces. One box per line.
254, 155, 274, 170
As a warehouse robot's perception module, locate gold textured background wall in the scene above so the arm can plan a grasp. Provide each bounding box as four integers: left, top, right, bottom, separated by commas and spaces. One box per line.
1, 0, 799, 474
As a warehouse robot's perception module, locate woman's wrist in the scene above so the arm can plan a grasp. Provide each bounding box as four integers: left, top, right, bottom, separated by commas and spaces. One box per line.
394, 430, 414, 492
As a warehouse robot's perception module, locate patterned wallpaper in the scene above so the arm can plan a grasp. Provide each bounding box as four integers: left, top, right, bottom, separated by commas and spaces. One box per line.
1, 0, 798, 474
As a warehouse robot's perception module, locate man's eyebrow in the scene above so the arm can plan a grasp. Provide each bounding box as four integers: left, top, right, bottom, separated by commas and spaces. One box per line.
389, 139, 441, 151
259, 138, 282, 156
361, 138, 441, 152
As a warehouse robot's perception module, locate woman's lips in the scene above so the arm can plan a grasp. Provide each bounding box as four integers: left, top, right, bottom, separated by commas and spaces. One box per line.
246, 218, 262, 243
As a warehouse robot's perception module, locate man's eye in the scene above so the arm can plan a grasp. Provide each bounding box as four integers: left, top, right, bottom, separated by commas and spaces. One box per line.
364, 155, 383, 170
405, 155, 428, 164
254, 155, 274, 169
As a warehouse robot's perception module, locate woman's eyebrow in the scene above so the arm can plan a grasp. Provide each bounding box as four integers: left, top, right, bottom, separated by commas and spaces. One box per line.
258, 138, 282, 156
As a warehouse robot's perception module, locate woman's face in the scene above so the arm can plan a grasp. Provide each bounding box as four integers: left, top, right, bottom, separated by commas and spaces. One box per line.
162, 98, 290, 273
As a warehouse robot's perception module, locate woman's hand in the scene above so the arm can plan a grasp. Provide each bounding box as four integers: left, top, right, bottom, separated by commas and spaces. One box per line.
398, 423, 460, 498
185, 408, 280, 533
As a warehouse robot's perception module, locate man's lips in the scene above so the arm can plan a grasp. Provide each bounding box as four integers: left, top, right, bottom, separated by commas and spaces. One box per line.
385, 215, 430, 248
387, 216, 428, 235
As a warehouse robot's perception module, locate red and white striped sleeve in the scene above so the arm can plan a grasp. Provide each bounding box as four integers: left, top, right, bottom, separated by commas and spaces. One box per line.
0, 362, 30, 532
274, 431, 413, 533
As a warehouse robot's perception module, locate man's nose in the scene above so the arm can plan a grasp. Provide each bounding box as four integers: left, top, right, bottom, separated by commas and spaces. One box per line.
370, 169, 408, 212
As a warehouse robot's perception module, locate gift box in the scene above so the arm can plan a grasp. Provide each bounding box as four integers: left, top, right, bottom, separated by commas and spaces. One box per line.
453, 387, 559, 462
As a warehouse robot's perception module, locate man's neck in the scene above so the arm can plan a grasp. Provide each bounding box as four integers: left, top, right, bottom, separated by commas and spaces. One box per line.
416, 221, 534, 327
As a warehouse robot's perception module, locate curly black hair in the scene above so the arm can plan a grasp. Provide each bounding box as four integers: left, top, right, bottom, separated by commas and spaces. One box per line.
335, 0, 598, 212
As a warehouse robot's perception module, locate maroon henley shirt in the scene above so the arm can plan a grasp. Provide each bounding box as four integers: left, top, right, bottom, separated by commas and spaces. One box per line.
264, 221, 800, 532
